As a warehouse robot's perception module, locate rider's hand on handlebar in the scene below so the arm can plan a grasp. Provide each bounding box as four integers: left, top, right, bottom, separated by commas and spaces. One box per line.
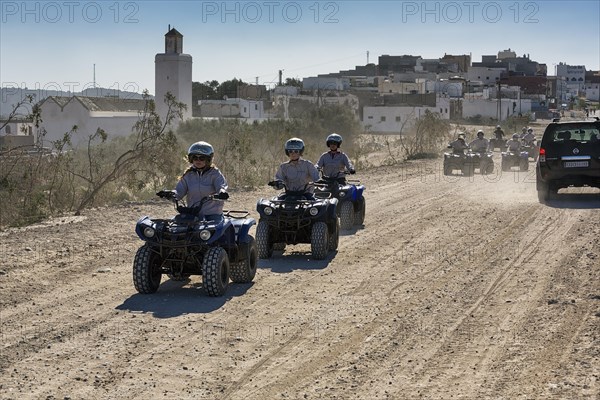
349, 169, 356, 175
214, 191, 229, 200
268, 180, 284, 190
156, 190, 177, 200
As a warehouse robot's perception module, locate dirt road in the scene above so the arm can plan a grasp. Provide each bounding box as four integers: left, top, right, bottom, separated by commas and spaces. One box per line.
1, 158, 598, 399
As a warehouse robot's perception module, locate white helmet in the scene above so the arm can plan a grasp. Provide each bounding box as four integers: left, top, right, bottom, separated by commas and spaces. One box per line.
284, 137, 305, 155
187, 141, 214, 163
326, 133, 343, 147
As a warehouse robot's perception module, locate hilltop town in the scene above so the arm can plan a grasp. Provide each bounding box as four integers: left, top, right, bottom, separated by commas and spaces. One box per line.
1, 28, 599, 148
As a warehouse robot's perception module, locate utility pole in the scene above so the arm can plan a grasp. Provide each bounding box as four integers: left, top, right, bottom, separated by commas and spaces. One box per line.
497, 78, 501, 122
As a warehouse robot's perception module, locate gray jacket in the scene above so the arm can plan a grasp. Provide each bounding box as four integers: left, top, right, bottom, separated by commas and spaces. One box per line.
175, 166, 228, 216
275, 158, 320, 192
506, 139, 521, 152
316, 151, 354, 177
449, 139, 469, 153
469, 138, 489, 152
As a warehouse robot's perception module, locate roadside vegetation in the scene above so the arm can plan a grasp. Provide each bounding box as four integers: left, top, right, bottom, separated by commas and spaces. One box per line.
1, 95, 451, 228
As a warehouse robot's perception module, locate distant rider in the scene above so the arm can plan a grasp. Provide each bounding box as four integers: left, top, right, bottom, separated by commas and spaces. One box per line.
449, 134, 469, 154
173, 141, 229, 223
494, 125, 505, 140
522, 128, 536, 145
469, 130, 490, 153
273, 137, 320, 199
316, 133, 355, 183
506, 134, 522, 152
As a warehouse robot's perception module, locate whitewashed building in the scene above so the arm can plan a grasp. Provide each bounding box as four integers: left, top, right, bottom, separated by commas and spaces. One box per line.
37, 96, 147, 147
362, 96, 450, 133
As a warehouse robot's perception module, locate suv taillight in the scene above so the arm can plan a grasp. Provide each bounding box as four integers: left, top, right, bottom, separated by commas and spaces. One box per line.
539, 147, 546, 162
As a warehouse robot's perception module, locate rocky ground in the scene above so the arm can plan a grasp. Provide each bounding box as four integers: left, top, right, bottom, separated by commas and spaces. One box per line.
1, 137, 599, 399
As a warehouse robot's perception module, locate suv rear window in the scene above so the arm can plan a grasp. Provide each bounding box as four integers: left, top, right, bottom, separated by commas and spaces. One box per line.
544, 124, 600, 143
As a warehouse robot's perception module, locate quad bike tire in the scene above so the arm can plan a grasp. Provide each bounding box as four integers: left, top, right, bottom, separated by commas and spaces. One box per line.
501, 158, 510, 172
443, 161, 452, 176
328, 217, 340, 251
311, 221, 329, 260
230, 237, 257, 283
462, 163, 475, 177
256, 221, 273, 259
481, 160, 494, 175
339, 201, 355, 230
202, 247, 230, 297
133, 245, 162, 294
354, 198, 366, 226
520, 159, 529, 171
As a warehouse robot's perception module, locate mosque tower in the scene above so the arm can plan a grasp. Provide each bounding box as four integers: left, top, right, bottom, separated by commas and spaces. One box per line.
155, 26, 192, 123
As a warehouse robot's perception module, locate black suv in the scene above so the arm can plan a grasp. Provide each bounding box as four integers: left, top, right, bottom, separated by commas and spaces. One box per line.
536, 117, 600, 202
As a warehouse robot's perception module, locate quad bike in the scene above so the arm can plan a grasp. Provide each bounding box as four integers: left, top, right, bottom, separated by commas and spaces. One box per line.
490, 137, 507, 152
255, 181, 339, 260
133, 190, 257, 297
314, 170, 366, 230
501, 149, 530, 172
521, 140, 539, 161
443, 147, 493, 176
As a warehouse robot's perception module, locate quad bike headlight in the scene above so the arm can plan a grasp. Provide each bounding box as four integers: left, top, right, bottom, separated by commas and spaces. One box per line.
338, 191, 346, 198
264, 206, 273, 216
199, 229, 212, 241
309, 207, 319, 216
143, 227, 155, 238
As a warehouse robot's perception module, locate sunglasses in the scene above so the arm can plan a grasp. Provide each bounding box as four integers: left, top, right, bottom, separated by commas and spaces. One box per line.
191, 155, 209, 161
288, 150, 300, 154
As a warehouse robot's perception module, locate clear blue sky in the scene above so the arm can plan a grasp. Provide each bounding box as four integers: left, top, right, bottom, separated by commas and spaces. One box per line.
1, 0, 599, 95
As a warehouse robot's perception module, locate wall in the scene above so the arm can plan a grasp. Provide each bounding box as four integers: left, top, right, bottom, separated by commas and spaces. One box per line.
39, 99, 139, 147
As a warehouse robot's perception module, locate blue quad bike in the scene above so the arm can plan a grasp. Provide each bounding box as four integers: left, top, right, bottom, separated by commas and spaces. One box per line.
255, 181, 339, 260
443, 147, 494, 177
133, 190, 257, 297
314, 171, 366, 230
501, 149, 530, 172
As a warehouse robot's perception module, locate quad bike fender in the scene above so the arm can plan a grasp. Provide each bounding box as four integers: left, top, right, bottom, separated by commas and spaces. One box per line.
327, 198, 339, 221
351, 184, 366, 202
207, 219, 236, 246
231, 217, 256, 244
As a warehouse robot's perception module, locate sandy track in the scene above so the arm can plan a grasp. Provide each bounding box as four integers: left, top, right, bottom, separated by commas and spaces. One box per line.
1, 158, 598, 399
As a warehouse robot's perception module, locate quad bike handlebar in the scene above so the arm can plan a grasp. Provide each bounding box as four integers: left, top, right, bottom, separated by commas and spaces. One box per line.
156, 190, 228, 216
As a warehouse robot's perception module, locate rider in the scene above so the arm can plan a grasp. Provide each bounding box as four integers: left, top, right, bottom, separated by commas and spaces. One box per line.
522, 127, 536, 145
520, 126, 528, 139
449, 133, 469, 154
506, 133, 522, 152
493, 125, 505, 140
174, 141, 229, 222
469, 130, 490, 153
274, 137, 320, 199
316, 133, 355, 183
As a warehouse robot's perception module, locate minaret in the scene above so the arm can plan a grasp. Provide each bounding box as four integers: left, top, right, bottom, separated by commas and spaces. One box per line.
155, 27, 192, 124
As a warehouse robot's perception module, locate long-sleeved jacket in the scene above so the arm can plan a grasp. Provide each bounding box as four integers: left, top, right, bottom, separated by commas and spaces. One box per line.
275, 158, 320, 192
506, 139, 522, 152
175, 166, 228, 215
449, 139, 469, 153
469, 138, 489, 153
522, 132, 536, 145
316, 151, 354, 177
